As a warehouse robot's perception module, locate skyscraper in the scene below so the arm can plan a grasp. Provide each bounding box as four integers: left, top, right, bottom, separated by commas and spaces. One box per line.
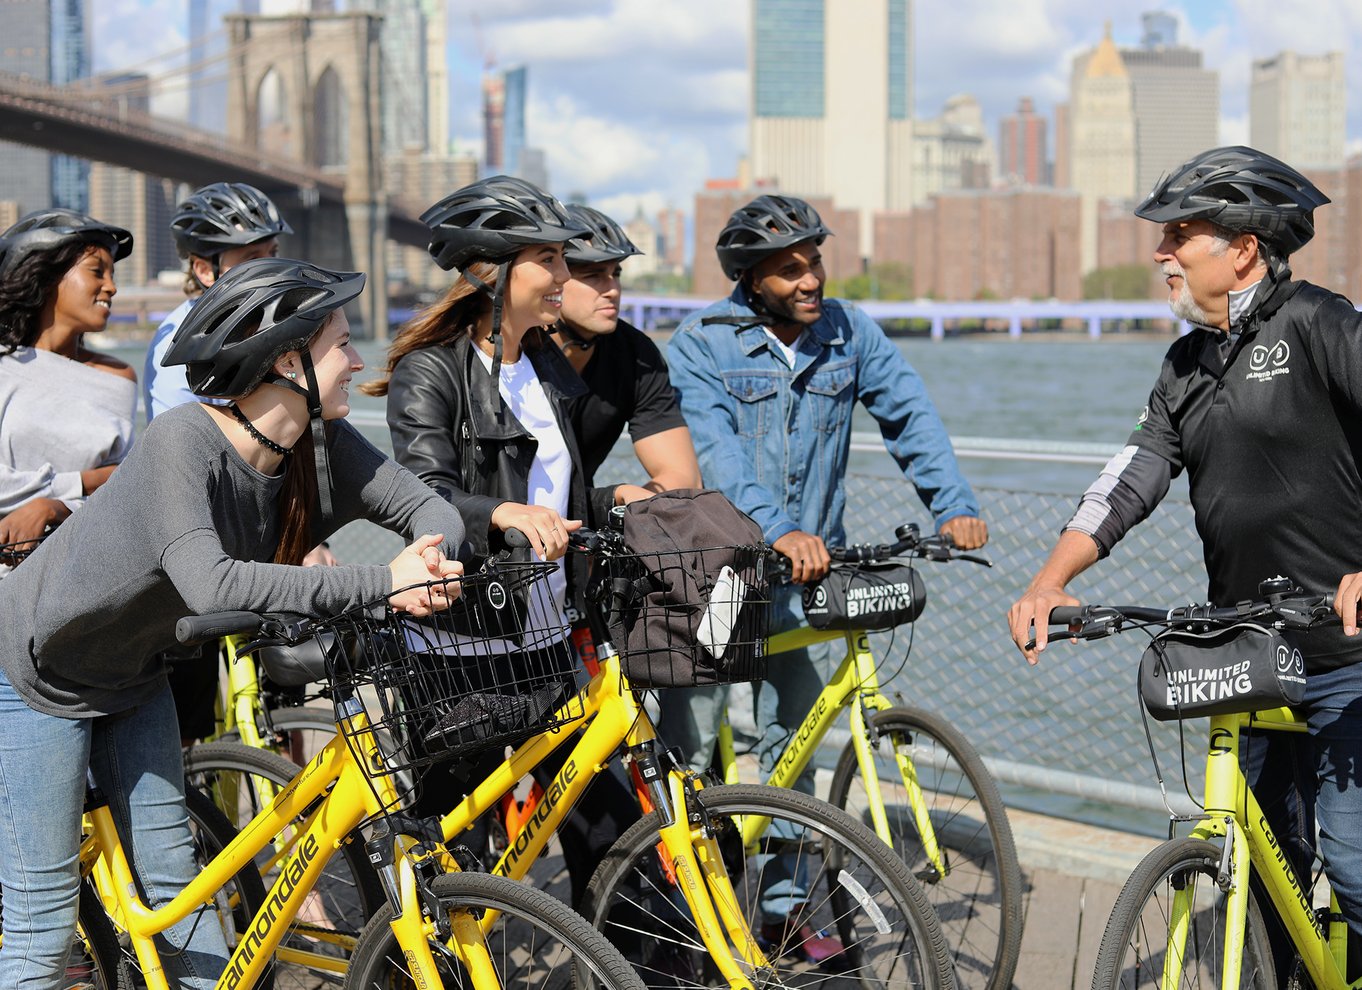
482, 72, 505, 171
749, 0, 913, 254
1120, 19, 1219, 198
998, 97, 1048, 186
1069, 24, 1137, 273
0, 0, 90, 213
502, 66, 527, 178
189, 1, 259, 134
422, 0, 448, 153
1251, 51, 1346, 170
366, 0, 429, 154
87, 74, 178, 286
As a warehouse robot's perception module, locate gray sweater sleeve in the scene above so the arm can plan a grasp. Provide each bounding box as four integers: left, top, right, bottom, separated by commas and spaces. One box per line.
161, 420, 467, 617
318, 419, 468, 559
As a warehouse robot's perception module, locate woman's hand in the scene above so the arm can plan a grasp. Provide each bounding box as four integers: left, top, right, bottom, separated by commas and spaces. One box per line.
0, 498, 70, 547
389, 533, 464, 616
302, 543, 338, 567
490, 502, 581, 561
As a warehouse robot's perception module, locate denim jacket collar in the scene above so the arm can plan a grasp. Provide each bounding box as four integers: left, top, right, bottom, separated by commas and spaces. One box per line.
721, 286, 847, 358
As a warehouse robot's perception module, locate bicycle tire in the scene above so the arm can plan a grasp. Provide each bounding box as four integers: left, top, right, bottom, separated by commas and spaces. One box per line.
827, 705, 1022, 990
74, 880, 134, 990
343, 870, 646, 990
183, 740, 384, 990
581, 781, 956, 990
217, 705, 336, 764
0, 881, 134, 990
1091, 837, 1275, 989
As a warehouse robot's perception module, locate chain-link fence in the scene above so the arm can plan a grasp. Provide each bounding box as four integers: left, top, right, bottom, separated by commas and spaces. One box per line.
327, 435, 1213, 831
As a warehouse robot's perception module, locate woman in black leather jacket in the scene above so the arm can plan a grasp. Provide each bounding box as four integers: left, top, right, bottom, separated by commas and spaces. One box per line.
363, 176, 650, 578
361, 176, 647, 904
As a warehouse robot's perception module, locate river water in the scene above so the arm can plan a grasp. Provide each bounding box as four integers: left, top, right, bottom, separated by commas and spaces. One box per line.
109, 332, 1177, 493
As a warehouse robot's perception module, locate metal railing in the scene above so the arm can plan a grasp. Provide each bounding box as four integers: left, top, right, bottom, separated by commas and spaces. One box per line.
328, 425, 1210, 826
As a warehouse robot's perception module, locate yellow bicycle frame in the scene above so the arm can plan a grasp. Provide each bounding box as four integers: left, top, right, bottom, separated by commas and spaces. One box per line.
82, 706, 486, 990
435, 649, 774, 989
721, 625, 950, 879
1166, 707, 1354, 989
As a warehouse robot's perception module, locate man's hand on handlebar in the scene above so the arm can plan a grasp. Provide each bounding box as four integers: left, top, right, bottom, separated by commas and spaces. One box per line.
1334, 570, 1362, 636
1007, 584, 1080, 666
939, 515, 988, 551
772, 530, 832, 584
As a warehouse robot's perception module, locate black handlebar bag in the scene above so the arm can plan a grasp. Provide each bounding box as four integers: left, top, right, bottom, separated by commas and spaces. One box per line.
801, 563, 927, 631
1138, 623, 1307, 721
605, 489, 770, 689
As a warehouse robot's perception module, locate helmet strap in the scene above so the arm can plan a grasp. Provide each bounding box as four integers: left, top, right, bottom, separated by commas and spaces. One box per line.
463, 261, 512, 379
555, 318, 596, 352
264, 349, 334, 524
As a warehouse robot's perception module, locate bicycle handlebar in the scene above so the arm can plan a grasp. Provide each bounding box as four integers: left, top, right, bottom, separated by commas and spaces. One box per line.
1044, 583, 1337, 643
176, 611, 314, 649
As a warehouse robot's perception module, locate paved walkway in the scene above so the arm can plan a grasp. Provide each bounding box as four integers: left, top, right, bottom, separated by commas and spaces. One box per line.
1007, 806, 1162, 990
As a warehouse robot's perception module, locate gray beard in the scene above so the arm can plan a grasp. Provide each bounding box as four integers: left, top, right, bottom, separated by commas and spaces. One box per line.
1168, 284, 1212, 325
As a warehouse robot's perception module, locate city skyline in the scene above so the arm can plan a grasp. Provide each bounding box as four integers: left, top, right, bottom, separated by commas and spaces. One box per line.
83, 0, 1362, 227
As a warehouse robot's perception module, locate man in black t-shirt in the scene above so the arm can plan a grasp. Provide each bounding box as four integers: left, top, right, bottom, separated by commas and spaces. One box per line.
1008, 147, 1362, 975
551, 205, 701, 497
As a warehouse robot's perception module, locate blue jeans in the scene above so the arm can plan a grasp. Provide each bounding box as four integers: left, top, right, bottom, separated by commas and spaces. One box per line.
1243, 661, 1362, 978
655, 584, 834, 920
0, 668, 229, 988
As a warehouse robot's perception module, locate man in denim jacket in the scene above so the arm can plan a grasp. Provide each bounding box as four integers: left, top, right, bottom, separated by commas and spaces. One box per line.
663, 193, 987, 808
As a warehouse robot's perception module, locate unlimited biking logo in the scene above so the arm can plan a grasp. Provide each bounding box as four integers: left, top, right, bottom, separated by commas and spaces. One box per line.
1246, 340, 1290, 382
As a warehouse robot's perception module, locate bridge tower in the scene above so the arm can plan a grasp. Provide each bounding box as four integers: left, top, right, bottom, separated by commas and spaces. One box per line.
224, 11, 388, 338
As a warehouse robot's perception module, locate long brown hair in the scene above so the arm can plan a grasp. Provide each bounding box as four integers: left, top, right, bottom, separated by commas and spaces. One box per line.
360, 260, 500, 397
273, 426, 319, 565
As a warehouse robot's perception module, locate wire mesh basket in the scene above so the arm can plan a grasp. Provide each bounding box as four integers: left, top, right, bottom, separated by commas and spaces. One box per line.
319, 560, 582, 773
594, 543, 770, 689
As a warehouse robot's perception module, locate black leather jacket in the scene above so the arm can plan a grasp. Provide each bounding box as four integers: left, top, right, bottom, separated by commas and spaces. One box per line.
386, 330, 614, 581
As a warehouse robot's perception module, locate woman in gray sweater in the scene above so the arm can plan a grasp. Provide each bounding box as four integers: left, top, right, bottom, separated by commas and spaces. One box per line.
0, 257, 467, 988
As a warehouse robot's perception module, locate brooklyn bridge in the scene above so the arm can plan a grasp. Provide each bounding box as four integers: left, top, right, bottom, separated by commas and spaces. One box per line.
0, 9, 434, 336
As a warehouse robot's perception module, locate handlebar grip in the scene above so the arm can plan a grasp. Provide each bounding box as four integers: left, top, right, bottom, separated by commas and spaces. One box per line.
1049, 606, 1085, 625
176, 611, 265, 647
502, 527, 531, 549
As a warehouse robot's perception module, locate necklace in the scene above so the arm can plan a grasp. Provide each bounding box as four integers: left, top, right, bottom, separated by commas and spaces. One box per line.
230, 404, 292, 457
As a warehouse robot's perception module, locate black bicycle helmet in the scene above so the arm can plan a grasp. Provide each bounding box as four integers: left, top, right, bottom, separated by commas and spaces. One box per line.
562, 205, 643, 265
0, 209, 133, 281
170, 182, 292, 260
1134, 146, 1329, 257
421, 175, 588, 272
164, 257, 364, 399
716, 194, 832, 281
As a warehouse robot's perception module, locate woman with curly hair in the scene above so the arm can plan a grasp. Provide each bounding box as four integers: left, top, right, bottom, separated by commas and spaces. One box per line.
0, 209, 137, 559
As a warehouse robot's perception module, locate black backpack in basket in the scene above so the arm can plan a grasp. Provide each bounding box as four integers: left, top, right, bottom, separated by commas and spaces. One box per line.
602, 489, 770, 689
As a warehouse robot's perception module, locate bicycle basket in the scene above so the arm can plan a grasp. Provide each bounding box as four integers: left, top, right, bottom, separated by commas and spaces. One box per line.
1138, 623, 1307, 721
322, 561, 583, 772
597, 544, 771, 689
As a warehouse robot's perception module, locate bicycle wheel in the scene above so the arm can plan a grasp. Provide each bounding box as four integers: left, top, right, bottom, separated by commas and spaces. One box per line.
1092, 838, 1275, 989
183, 740, 384, 989
827, 705, 1022, 990
214, 704, 334, 763
581, 781, 955, 990
344, 870, 645, 990
0, 881, 132, 990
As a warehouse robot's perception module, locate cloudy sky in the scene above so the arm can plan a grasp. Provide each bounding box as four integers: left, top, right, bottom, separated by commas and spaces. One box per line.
93, 0, 1362, 222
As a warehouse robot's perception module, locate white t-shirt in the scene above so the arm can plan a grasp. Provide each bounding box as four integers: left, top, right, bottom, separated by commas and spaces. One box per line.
474, 346, 571, 638
763, 327, 805, 368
